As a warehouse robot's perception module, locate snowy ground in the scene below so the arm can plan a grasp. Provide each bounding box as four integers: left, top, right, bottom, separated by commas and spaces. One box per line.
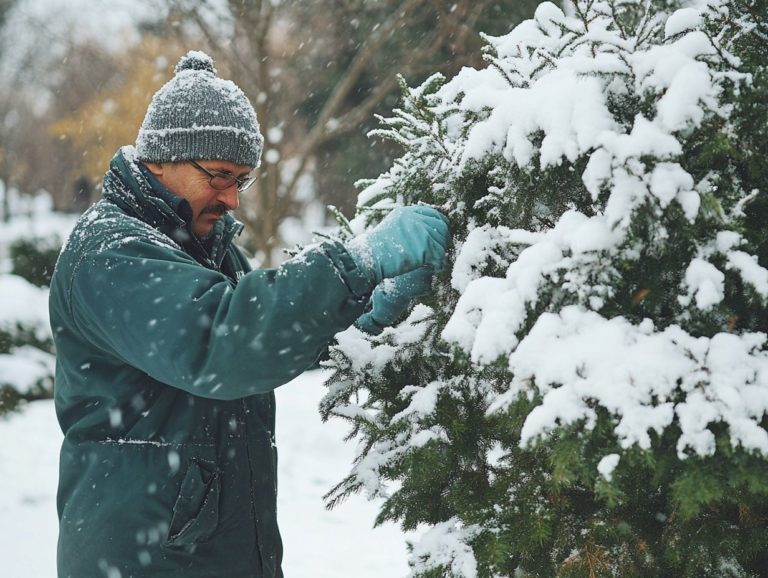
0, 370, 412, 578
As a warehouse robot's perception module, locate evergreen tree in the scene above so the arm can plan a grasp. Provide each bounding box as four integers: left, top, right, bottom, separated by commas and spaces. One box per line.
0, 268, 55, 415
0, 218, 61, 415
322, 1, 768, 576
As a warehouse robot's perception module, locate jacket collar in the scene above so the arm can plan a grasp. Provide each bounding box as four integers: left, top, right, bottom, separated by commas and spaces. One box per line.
102, 146, 244, 269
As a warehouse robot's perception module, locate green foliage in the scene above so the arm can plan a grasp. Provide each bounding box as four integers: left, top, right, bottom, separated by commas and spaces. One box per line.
0, 380, 50, 416
0, 319, 54, 416
0, 324, 52, 354
10, 236, 61, 287
1, 236, 59, 416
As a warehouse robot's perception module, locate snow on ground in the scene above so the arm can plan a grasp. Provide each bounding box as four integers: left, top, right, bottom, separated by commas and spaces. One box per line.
277, 370, 413, 577
0, 370, 412, 578
0, 401, 60, 577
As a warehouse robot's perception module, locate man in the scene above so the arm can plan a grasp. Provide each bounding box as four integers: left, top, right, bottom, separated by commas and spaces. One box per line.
50, 51, 449, 578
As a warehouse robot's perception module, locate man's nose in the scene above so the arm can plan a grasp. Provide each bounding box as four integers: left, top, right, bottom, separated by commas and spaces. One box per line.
217, 186, 239, 211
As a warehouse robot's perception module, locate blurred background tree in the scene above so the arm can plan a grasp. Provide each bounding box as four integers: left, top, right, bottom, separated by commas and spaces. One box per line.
49, 38, 187, 212
0, 0, 543, 263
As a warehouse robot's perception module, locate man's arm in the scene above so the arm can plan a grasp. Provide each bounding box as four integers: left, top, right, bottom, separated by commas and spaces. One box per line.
68, 238, 370, 399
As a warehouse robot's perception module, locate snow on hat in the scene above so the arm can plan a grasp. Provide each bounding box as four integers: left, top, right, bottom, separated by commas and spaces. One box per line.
136, 50, 263, 167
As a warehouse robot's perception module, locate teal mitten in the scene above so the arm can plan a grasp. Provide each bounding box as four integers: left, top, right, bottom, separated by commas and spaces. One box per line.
345, 206, 449, 286
355, 267, 434, 335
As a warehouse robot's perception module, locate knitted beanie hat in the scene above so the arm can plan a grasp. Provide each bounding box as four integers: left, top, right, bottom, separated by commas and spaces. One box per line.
136, 51, 263, 167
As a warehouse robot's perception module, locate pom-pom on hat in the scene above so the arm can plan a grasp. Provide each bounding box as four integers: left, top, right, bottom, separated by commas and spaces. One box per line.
136, 50, 263, 167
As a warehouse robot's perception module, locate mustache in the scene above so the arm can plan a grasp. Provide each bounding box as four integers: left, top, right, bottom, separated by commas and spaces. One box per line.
200, 203, 230, 217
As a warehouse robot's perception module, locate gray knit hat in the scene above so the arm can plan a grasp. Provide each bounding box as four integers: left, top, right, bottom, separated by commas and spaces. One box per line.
136, 50, 263, 167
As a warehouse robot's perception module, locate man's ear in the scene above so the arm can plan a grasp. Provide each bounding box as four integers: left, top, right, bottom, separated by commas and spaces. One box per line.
143, 162, 164, 177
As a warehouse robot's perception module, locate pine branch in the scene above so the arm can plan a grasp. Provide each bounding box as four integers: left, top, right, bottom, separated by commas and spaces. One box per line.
323, 474, 363, 511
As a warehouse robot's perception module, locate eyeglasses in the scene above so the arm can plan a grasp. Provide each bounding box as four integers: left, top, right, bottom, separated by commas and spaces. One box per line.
190, 160, 256, 193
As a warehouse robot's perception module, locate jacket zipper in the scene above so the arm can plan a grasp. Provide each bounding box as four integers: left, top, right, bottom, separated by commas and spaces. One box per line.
240, 399, 264, 574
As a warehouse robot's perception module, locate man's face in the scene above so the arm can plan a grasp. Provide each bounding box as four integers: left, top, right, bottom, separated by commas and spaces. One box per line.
145, 160, 253, 238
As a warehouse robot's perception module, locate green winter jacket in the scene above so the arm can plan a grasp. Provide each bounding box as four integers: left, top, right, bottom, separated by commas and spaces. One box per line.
50, 147, 372, 578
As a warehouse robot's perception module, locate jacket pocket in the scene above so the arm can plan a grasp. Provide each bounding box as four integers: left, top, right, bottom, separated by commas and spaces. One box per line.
165, 459, 221, 547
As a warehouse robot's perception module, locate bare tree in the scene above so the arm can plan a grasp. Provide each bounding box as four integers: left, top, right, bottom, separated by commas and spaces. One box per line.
0, 0, 19, 221
0, 5, 126, 214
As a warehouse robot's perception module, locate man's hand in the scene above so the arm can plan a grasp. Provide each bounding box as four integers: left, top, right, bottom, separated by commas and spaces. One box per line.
346, 206, 450, 286
355, 267, 434, 335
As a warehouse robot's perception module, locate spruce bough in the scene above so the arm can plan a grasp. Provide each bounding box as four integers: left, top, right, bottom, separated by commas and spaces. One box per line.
323, 2, 768, 576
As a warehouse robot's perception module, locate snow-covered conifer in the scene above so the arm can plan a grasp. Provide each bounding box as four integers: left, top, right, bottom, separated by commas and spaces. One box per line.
323, 1, 768, 576
0, 273, 55, 414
